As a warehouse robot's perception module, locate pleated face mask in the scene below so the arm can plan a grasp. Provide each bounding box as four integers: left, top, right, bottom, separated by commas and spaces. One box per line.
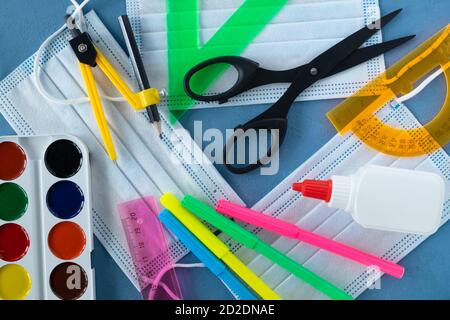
223, 102, 450, 299
0, 10, 242, 290
126, 0, 385, 117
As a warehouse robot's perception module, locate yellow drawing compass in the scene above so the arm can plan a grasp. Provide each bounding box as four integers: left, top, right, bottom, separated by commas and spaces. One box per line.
66, 15, 161, 161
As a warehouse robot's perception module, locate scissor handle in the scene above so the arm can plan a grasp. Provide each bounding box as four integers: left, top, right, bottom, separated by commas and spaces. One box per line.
184, 56, 261, 104
223, 117, 288, 174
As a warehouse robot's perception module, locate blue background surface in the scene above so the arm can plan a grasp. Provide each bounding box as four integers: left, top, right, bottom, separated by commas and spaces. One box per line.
1, 0, 450, 300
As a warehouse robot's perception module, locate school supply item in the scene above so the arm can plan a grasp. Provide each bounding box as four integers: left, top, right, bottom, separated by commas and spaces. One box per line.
160, 193, 280, 300
118, 196, 182, 300
158, 209, 257, 300
327, 24, 450, 156
224, 101, 450, 299
184, 9, 414, 174
215, 200, 404, 278
5, 2, 448, 300
293, 165, 445, 235
0, 136, 94, 300
66, 14, 161, 160
126, 0, 387, 120
182, 196, 353, 300
2, 10, 240, 292
119, 15, 162, 136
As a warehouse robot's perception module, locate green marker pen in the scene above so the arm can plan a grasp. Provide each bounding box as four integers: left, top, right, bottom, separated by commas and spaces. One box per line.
181, 195, 353, 301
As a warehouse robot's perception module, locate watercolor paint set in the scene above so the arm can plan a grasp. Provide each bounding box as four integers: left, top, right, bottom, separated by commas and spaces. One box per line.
0, 135, 94, 300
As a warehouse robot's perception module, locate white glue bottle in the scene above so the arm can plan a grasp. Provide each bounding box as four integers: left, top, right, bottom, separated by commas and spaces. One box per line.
292, 165, 445, 235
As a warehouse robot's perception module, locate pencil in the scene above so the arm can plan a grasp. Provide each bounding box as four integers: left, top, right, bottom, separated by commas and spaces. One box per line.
119, 15, 162, 137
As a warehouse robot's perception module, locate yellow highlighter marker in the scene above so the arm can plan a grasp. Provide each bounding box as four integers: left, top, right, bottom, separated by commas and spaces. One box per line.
160, 193, 281, 300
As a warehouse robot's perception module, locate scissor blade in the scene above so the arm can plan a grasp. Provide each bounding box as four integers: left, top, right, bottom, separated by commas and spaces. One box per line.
328, 35, 415, 77
309, 9, 403, 78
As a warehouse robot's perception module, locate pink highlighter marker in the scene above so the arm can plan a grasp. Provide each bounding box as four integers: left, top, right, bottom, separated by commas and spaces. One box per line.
215, 200, 405, 279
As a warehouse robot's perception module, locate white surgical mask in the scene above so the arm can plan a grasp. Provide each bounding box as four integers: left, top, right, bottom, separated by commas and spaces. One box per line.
0, 10, 242, 290
223, 103, 450, 299
126, 0, 385, 109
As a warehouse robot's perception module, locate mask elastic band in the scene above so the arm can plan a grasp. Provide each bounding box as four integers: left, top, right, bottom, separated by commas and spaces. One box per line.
397, 67, 445, 104
33, 0, 126, 105
147, 263, 205, 300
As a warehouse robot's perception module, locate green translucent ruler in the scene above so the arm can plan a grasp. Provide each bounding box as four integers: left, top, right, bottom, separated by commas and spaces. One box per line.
166, 0, 289, 122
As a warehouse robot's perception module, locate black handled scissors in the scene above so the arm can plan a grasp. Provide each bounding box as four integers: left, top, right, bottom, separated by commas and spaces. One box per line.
184, 9, 414, 174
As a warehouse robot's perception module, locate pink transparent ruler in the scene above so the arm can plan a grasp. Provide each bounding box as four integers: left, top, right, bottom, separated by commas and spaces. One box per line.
118, 196, 182, 300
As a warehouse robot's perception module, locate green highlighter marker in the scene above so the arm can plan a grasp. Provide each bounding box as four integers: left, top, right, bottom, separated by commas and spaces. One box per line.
181, 195, 353, 301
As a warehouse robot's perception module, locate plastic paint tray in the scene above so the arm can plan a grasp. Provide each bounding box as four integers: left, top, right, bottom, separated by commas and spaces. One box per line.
0, 135, 94, 300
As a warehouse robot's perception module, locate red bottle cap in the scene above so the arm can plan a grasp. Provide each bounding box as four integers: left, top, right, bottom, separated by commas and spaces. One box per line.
292, 179, 333, 202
